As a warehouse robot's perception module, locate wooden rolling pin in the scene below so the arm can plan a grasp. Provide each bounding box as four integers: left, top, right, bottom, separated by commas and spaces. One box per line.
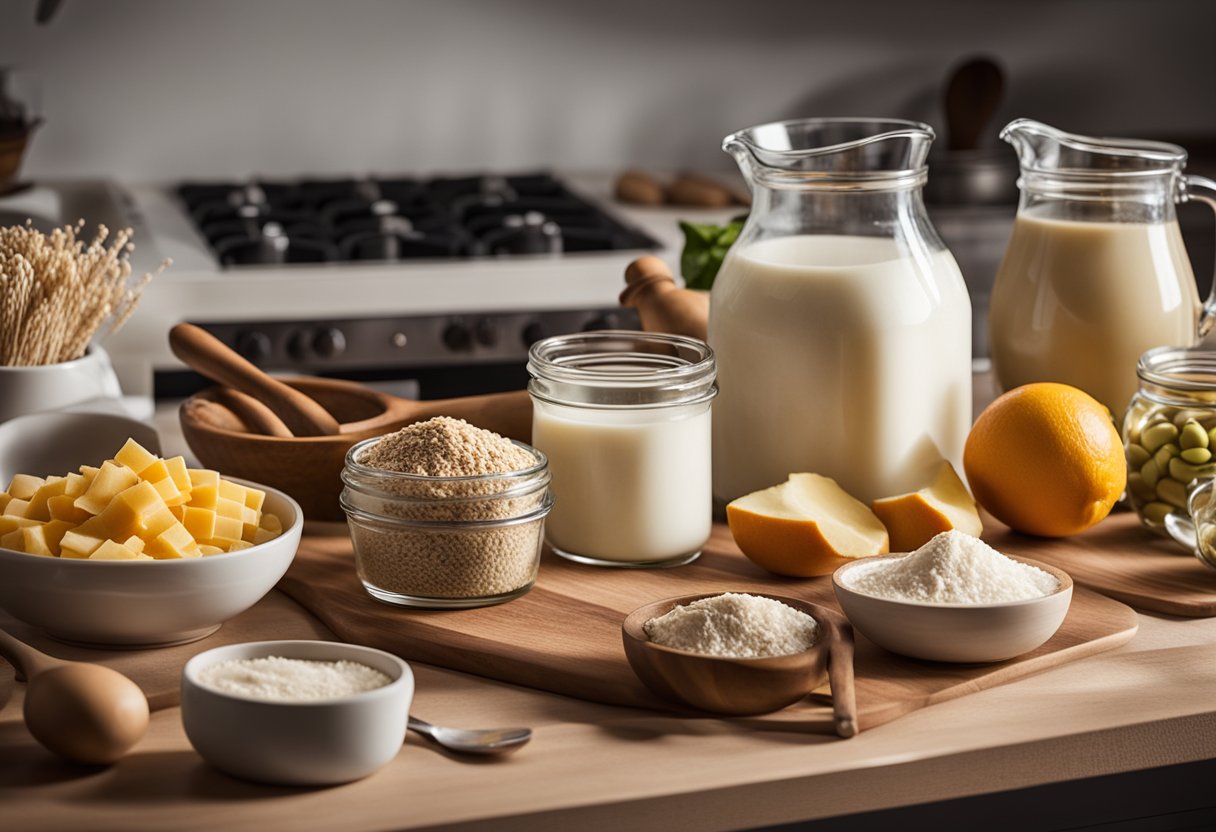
620, 255, 710, 342
169, 323, 341, 436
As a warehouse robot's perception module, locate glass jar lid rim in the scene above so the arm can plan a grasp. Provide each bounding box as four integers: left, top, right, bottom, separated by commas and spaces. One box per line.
1137, 345, 1216, 390
527, 330, 716, 383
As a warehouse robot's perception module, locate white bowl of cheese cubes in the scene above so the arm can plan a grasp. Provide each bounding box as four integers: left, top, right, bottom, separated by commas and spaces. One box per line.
0, 438, 302, 647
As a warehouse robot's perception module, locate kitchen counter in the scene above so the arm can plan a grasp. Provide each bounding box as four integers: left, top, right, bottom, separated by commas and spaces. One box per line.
2, 385, 1216, 830
2, 599, 1215, 830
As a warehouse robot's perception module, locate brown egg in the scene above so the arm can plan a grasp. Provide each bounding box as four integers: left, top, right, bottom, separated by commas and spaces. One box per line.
23, 663, 149, 765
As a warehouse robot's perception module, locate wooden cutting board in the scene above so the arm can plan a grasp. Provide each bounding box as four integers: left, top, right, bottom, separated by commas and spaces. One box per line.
277, 525, 1138, 734
984, 510, 1216, 618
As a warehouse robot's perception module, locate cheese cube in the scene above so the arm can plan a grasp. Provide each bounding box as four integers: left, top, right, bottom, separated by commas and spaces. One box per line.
39, 519, 74, 555
60, 529, 105, 559
122, 535, 146, 554
259, 513, 282, 534
0, 516, 38, 535
74, 462, 140, 516
3, 498, 31, 518
243, 486, 266, 514
16, 524, 56, 556
0, 493, 9, 513
211, 514, 243, 542
114, 438, 160, 475
89, 539, 153, 560
78, 464, 100, 480
181, 506, 217, 541
48, 494, 91, 523
63, 472, 88, 497
7, 474, 44, 500
145, 522, 201, 559
165, 456, 191, 493
1, 527, 26, 551
28, 477, 68, 522
252, 526, 279, 545
226, 539, 253, 552
151, 476, 185, 506
138, 459, 170, 484
78, 480, 165, 541
187, 468, 220, 509
143, 507, 179, 539
218, 479, 245, 503
197, 544, 224, 556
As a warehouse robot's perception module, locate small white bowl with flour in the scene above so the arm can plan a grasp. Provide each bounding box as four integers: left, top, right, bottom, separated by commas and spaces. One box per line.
182, 640, 413, 786
832, 530, 1073, 663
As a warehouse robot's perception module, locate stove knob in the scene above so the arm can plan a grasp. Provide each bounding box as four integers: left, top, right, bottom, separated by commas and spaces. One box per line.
474, 319, 498, 348
286, 330, 312, 361
235, 331, 272, 364
442, 321, 472, 352
313, 328, 347, 359
521, 321, 547, 348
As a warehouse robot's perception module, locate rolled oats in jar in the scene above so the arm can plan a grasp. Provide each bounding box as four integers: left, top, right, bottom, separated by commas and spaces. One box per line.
340, 417, 552, 609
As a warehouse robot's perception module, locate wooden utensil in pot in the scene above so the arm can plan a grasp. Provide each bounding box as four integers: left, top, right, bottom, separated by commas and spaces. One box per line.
180, 375, 532, 521
620, 255, 709, 342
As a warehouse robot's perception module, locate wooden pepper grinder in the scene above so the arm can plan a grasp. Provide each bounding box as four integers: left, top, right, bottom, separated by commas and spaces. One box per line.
620, 256, 710, 342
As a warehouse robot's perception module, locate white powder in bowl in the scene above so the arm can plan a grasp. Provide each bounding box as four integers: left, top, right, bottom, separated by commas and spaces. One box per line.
845, 530, 1059, 604
643, 593, 819, 658
199, 656, 392, 701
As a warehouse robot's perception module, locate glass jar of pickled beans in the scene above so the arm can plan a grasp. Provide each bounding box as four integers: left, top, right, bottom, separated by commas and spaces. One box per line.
1123, 346, 1216, 533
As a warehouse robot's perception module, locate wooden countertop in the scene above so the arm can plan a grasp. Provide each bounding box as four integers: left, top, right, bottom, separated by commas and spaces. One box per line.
3, 591, 1216, 831
3, 379, 1216, 829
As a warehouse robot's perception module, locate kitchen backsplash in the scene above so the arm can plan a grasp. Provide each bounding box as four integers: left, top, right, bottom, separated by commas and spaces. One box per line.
0, 0, 1213, 179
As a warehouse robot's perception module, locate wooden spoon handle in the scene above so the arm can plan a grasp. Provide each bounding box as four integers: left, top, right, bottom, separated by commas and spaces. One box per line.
384, 390, 533, 443
169, 323, 340, 437
0, 628, 65, 681
208, 387, 293, 437
825, 615, 859, 738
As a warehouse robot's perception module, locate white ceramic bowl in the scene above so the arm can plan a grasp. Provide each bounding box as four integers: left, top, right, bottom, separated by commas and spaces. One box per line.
0, 346, 124, 423
181, 640, 413, 786
832, 556, 1074, 663
0, 480, 302, 647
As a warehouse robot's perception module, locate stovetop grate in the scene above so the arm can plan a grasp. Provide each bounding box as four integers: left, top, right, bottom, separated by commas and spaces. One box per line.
176, 172, 659, 266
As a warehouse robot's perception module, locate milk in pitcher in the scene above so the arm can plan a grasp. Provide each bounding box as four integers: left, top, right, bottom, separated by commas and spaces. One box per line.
989, 214, 1198, 418
710, 234, 972, 504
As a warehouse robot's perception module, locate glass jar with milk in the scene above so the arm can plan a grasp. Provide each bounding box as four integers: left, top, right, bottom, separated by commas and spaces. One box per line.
528, 332, 716, 567
989, 119, 1216, 420
711, 118, 972, 505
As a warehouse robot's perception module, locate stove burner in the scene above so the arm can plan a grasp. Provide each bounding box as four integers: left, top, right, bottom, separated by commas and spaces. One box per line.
177, 172, 657, 267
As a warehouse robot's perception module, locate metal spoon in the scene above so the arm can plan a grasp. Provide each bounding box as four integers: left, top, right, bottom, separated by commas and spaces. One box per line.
407, 716, 531, 755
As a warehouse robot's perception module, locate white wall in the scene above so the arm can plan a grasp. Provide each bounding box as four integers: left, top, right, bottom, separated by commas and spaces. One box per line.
1, 0, 1213, 180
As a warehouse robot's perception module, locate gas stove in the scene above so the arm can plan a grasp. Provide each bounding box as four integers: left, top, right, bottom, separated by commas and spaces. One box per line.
15, 172, 731, 401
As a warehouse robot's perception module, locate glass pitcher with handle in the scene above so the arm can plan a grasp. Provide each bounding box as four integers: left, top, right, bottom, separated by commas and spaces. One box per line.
710, 118, 972, 506
988, 119, 1216, 421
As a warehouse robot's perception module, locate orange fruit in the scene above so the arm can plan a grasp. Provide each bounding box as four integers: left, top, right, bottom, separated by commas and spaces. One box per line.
726, 473, 889, 577
963, 382, 1125, 537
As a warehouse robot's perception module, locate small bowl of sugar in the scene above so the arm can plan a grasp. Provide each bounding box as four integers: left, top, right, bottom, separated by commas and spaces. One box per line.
181, 640, 413, 786
832, 530, 1073, 664
622, 592, 858, 736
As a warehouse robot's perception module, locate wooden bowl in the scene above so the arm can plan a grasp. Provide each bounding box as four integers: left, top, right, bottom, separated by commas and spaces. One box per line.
622, 593, 843, 718
832, 556, 1074, 663
180, 377, 398, 522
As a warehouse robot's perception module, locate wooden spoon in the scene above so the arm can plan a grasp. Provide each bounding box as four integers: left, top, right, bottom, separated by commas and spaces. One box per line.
0, 628, 149, 764
169, 323, 341, 437
620, 255, 709, 342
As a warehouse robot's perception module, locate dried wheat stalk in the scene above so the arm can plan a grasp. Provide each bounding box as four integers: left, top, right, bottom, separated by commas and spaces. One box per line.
0, 222, 168, 366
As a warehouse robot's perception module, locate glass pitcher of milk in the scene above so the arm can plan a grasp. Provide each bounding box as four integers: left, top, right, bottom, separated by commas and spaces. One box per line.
989, 119, 1216, 420
710, 119, 972, 505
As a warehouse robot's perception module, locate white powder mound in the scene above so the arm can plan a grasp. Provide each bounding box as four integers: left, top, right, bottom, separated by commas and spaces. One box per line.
643, 592, 819, 658
845, 530, 1059, 605
199, 656, 392, 701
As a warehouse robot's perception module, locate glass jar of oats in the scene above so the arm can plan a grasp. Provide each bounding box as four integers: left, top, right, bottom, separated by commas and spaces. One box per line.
1123, 347, 1216, 536
339, 418, 552, 609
